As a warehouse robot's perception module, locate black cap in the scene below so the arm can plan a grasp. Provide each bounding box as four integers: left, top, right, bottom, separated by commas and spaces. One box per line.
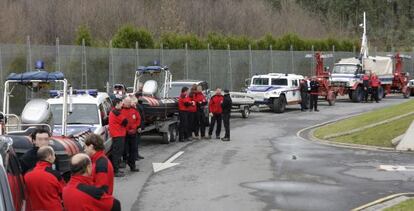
224, 89, 230, 94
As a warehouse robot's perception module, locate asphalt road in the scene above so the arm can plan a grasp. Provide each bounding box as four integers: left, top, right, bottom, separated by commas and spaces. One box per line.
115, 96, 414, 211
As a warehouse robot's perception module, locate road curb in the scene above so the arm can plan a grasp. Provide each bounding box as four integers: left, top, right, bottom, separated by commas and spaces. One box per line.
351, 193, 414, 211
296, 113, 414, 153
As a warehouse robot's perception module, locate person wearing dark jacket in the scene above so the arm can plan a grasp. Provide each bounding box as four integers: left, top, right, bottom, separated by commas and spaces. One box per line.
178, 87, 195, 142
63, 153, 121, 211
188, 84, 198, 138
221, 89, 232, 141
193, 85, 207, 139
20, 128, 51, 174
309, 77, 320, 112
24, 146, 65, 211
85, 134, 114, 195
108, 98, 128, 177
299, 78, 309, 111
208, 88, 224, 139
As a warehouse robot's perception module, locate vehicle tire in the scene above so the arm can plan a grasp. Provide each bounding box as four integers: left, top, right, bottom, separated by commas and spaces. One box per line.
169, 124, 178, 142
272, 96, 286, 113
327, 91, 336, 106
241, 106, 250, 118
351, 86, 363, 102
161, 130, 171, 144
378, 86, 384, 100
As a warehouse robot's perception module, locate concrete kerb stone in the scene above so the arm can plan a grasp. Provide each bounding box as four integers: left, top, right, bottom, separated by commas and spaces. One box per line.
296, 112, 414, 153
351, 193, 414, 211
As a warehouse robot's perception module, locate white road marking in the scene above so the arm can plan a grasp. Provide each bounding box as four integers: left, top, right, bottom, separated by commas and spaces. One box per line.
152, 151, 184, 173
378, 165, 414, 171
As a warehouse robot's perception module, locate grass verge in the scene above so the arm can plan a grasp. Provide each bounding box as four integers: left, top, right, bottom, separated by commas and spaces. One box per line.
314, 100, 414, 147
384, 198, 414, 211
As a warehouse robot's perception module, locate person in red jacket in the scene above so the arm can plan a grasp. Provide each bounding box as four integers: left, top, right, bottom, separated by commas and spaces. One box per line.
24, 146, 65, 211
85, 134, 114, 195
63, 153, 121, 211
122, 96, 141, 172
188, 84, 198, 138
178, 87, 195, 142
108, 98, 128, 177
208, 88, 224, 139
192, 85, 207, 139
370, 73, 380, 103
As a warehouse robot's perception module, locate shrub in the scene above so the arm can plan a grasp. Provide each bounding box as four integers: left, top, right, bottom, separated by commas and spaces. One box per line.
112, 25, 154, 49
75, 25, 93, 46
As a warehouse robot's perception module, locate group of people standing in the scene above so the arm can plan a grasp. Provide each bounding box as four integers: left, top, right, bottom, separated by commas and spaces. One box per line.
21, 129, 121, 210
178, 85, 232, 142
299, 77, 321, 112
362, 71, 381, 103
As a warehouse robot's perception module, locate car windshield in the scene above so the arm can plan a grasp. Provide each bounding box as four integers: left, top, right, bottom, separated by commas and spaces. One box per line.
50, 104, 99, 125
252, 78, 269, 85
332, 65, 358, 74
168, 83, 193, 97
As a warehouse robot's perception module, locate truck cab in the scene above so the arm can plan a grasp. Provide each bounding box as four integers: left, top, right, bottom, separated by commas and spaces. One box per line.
247, 73, 304, 113
47, 90, 112, 151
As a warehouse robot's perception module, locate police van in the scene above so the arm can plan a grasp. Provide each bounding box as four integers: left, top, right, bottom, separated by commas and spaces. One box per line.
247, 73, 304, 113
47, 90, 113, 151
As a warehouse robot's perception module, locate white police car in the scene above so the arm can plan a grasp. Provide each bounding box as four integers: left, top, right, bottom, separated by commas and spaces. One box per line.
47, 90, 112, 150
247, 73, 304, 113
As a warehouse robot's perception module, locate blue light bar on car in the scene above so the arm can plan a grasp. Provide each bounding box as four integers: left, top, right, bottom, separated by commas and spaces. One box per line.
49, 90, 61, 97
74, 89, 98, 97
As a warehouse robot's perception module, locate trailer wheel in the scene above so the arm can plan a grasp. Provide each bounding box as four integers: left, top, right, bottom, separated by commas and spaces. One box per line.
378, 86, 384, 100
351, 86, 363, 102
161, 130, 171, 144
272, 96, 286, 113
241, 106, 250, 118
169, 124, 178, 142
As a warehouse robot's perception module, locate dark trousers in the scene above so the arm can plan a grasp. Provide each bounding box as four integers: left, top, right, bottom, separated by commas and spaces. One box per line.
124, 134, 137, 169
194, 109, 206, 137
222, 113, 230, 138
110, 137, 124, 173
208, 113, 222, 137
300, 92, 308, 110
364, 87, 370, 102
189, 112, 196, 135
310, 94, 318, 111
179, 111, 190, 140
371, 87, 379, 102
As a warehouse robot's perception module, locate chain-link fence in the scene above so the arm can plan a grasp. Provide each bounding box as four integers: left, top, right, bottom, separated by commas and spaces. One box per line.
1, 41, 413, 114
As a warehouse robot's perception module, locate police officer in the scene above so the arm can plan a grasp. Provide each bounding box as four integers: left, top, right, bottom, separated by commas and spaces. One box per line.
20, 128, 51, 174
299, 77, 309, 111
108, 98, 128, 177
85, 134, 114, 195
178, 87, 195, 142
208, 88, 224, 139
63, 154, 121, 211
24, 146, 65, 211
309, 77, 320, 112
221, 89, 232, 141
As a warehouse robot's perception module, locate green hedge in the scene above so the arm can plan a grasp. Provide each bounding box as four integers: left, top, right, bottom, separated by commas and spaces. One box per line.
74, 24, 359, 51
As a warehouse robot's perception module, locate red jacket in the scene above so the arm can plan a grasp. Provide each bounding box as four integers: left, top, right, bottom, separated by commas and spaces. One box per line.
124, 107, 141, 135
24, 161, 65, 211
178, 93, 193, 112
370, 75, 380, 87
91, 151, 114, 195
209, 95, 224, 114
108, 108, 128, 138
63, 175, 120, 211
192, 91, 207, 111
188, 92, 198, 113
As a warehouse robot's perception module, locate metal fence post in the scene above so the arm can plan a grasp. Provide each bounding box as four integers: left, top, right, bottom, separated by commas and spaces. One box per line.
207, 43, 212, 87
81, 39, 88, 89
185, 43, 188, 79
228, 44, 233, 91
248, 44, 253, 77
290, 45, 294, 73
332, 45, 335, 68
270, 45, 274, 73
56, 38, 60, 72
135, 41, 140, 68
412, 47, 414, 76
109, 40, 114, 87
311, 45, 315, 75
160, 42, 164, 65
26, 36, 32, 101
353, 45, 356, 55
374, 46, 377, 57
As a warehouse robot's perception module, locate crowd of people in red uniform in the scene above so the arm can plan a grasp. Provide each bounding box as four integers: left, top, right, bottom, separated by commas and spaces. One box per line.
362, 71, 381, 103
19, 84, 232, 210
